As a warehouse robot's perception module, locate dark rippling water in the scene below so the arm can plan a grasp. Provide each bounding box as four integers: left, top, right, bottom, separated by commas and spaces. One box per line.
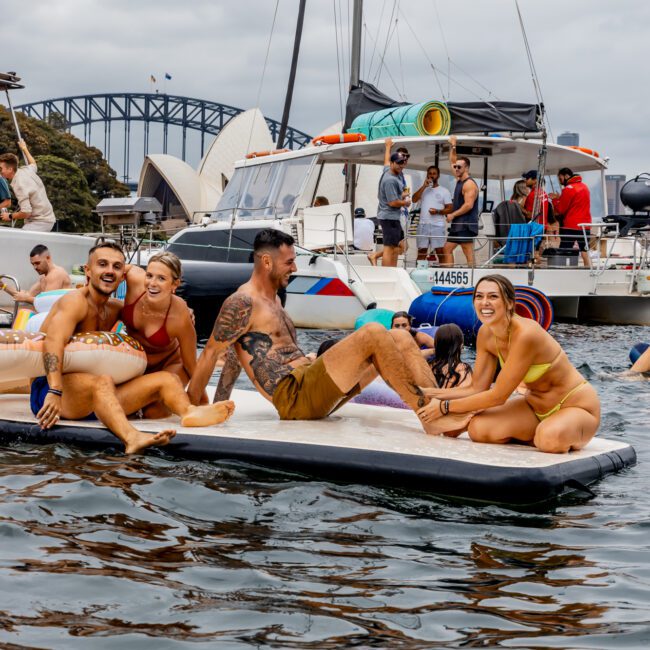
1, 323, 649, 648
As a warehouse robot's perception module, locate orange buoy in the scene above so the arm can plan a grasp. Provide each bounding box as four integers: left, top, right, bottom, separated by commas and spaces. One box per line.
568, 146, 600, 158
311, 133, 367, 146
245, 148, 290, 159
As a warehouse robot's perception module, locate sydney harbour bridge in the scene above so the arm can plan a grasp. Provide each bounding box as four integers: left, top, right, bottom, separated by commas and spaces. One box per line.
16, 93, 312, 187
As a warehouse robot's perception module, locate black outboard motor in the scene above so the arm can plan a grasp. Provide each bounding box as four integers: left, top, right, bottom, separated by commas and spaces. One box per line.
604, 173, 650, 236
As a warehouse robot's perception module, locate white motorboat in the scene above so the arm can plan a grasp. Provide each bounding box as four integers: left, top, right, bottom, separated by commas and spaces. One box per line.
165, 134, 649, 329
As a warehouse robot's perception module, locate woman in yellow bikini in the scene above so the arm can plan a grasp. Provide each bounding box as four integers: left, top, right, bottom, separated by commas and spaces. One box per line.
417, 274, 600, 453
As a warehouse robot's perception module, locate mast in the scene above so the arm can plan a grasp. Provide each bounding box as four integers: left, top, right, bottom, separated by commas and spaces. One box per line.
276, 0, 307, 149
345, 0, 363, 206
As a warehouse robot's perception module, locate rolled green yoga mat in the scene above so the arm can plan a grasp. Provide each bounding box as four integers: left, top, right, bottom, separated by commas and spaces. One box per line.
348, 101, 451, 140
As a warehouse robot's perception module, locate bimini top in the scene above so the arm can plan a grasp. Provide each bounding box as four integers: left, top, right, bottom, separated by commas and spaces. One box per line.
233, 135, 608, 180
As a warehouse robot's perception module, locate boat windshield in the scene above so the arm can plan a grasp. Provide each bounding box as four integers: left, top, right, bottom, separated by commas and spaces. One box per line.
212, 155, 317, 222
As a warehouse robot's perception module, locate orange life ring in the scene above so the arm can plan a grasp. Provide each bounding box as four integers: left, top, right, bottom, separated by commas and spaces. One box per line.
311, 133, 367, 146
568, 146, 599, 158
245, 148, 290, 159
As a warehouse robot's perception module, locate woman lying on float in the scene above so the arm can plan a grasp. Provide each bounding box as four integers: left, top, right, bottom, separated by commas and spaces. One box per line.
417, 274, 600, 453
34, 242, 234, 454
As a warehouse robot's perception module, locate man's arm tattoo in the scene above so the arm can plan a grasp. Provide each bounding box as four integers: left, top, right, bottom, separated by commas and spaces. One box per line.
212, 294, 253, 343
214, 347, 242, 402
43, 353, 59, 374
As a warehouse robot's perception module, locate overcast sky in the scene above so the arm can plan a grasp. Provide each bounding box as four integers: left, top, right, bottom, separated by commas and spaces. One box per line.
3, 0, 649, 181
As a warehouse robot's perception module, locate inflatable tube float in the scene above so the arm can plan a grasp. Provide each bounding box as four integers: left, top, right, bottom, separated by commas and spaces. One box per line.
0, 331, 147, 385
0, 388, 636, 505
352, 377, 409, 409
11, 289, 75, 333
354, 308, 395, 330
409, 285, 554, 344
629, 342, 649, 366
311, 133, 367, 145
349, 101, 451, 140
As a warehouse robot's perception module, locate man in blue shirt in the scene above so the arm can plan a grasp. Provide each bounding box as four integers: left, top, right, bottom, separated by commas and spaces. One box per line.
0, 176, 11, 219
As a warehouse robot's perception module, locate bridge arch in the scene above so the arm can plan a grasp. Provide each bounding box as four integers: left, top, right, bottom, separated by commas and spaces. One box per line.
16, 92, 312, 182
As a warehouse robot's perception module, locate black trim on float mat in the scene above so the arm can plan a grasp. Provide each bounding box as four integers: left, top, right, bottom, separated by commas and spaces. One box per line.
0, 419, 637, 505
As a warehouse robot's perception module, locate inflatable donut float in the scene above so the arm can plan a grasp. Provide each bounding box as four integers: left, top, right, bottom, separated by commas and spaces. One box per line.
0, 330, 147, 385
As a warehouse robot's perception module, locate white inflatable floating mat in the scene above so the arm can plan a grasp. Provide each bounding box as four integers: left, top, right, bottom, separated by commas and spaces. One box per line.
0, 389, 635, 505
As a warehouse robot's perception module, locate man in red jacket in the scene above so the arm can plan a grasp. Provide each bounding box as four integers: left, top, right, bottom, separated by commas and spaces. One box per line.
550, 167, 592, 267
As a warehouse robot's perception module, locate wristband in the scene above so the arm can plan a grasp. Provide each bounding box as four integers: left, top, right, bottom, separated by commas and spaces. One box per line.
439, 399, 445, 415
443, 400, 450, 415
47, 388, 63, 397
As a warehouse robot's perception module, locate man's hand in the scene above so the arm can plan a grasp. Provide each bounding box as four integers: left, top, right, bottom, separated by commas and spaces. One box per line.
17, 139, 28, 152
548, 192, 560, 200
449, 135, 457, 146
37, 392, 62, 429
446, 214, 455, 223
1, 212, 10, 223
13, 290, 33, 302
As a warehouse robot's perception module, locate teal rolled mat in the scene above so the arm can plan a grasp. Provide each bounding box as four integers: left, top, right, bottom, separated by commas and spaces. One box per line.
348, 101, 451, 140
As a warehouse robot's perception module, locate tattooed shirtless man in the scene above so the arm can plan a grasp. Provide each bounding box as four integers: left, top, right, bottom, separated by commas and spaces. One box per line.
34, 242, 234, 454
188, 229, 469, 435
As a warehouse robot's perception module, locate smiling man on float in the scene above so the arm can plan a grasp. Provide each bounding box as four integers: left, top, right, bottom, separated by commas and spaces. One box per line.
33, 242, 233, 454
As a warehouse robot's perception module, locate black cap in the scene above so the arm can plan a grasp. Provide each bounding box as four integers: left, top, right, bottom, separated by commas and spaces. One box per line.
522, 169, 537, 180
354, 207, 366, 217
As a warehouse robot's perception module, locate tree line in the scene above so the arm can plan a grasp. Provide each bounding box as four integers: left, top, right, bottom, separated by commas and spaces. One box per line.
0, 107, 129, 232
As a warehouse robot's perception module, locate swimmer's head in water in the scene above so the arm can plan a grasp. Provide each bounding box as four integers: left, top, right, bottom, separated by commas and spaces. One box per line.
473, 274, 516, 325
391, 311, 413, 329
85, 242, 126, 297
253, 229, 296, 290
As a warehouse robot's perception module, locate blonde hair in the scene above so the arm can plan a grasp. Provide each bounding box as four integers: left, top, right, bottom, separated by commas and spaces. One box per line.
148, 251, 182, 281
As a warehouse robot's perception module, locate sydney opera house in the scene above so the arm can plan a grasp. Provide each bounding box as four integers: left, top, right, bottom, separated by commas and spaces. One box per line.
137, 108, 384, 224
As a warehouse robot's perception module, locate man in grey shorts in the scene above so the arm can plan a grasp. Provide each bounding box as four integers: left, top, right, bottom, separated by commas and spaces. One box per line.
377, 152, 411, 267
412, 165, 453, 263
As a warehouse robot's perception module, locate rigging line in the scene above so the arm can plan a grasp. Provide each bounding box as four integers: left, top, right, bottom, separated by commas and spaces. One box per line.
245, 0, 280, 165
514, 0, 554, 140
375, 0, 399, 85
395, 17, 407, 100
367, 0, 388, 82
432, 0, 451, 98
363, 24, 408, 101
448, 60, 502, 101
332, 0, 345, 123
338, 0, 348, 90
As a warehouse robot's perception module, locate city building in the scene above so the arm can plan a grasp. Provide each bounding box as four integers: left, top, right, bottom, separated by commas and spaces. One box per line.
606, 174, 627, 215
557, 132, 580, 147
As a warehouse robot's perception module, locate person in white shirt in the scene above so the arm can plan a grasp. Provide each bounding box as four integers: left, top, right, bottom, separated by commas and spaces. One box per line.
353, 207, 376, 251
412, 165, 453, 263
0, 140, 56, 232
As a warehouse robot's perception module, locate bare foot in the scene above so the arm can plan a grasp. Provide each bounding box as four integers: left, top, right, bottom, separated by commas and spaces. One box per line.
181, 400, 235, 427
421, 413, 473, 436
124, 428, 176, 454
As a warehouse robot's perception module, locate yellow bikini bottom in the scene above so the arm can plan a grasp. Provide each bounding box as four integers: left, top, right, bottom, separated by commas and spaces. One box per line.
534, 381, 588, 421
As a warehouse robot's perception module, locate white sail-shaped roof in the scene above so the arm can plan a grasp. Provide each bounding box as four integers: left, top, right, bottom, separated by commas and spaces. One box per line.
198, 108, 274, 206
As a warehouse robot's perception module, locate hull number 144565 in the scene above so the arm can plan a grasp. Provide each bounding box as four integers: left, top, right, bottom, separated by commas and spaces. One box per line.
426, 270, 470, 286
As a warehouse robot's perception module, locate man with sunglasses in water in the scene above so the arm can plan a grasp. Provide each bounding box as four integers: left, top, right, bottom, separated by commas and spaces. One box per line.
441, 135, 480, 266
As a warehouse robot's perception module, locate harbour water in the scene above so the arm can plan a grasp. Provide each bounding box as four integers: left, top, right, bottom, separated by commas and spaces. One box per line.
0, 322, 648, 648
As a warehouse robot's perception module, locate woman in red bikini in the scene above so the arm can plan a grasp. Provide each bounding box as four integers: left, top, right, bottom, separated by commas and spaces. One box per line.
123, 251, 204, 415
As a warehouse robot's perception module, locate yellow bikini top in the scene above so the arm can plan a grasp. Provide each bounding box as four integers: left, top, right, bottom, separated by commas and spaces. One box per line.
495, 332, 553, 384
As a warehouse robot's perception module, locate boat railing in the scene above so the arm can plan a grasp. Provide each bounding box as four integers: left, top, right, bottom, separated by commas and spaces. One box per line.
0, 275, 21, 325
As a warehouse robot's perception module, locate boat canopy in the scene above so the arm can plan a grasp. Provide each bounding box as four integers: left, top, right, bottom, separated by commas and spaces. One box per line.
231, 136, 607, 180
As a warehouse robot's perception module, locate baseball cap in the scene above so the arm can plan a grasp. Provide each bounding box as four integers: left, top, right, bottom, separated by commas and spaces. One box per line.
390, 152, 408, 164
522, 170, 538, 180
354, 207, 366, 217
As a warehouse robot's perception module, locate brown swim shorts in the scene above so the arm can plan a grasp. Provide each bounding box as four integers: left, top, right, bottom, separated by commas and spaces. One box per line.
271, 355, 361, 420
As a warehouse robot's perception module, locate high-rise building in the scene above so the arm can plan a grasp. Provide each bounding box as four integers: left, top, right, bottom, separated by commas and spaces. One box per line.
557, 132, 579, 147
606, 174, 627, 214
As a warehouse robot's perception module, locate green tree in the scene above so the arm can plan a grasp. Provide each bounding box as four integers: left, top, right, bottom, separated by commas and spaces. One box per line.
0, 106, 130, 232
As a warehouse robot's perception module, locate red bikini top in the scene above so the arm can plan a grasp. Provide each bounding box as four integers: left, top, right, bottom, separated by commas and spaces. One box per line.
122, 291, 173, 348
